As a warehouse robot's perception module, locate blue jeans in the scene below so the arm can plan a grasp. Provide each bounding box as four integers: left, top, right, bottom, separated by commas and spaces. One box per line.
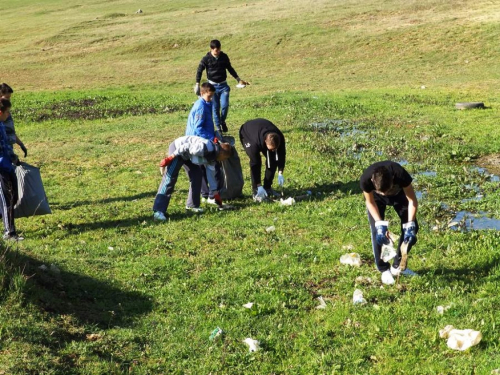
212, 82, 230, 128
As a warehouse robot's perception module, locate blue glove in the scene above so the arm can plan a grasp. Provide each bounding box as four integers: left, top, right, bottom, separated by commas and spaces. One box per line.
278, 172, 285, 186
375, 221, 389, 246
403, 221, 417, 245
256, 186, 268, 199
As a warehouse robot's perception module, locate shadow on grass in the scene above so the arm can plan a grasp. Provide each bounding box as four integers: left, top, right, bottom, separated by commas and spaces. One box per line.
51, 191, 155, 211
0, 246, 153, 372
4, 247, 153, 327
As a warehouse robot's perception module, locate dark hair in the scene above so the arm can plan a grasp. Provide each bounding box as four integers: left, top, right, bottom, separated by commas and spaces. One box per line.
265, 132, 280, 150
0, 98, 12, 112
210, 39, 221, 49
200, 82, 215, 94
0, 83, 13, 96
372, 166, 393, 192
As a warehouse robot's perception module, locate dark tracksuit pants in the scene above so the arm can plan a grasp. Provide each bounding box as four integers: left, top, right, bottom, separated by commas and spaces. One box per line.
200, 163, 222, 199
240, 134, 278, 192
0, 170, 18, 237
367, 190, 419, 272
153, 143, 202, 214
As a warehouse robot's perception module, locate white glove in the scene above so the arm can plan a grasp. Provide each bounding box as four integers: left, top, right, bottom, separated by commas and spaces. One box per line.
194, 83, 200, 96
278, 172, 285, 186
256, 186, 268, 199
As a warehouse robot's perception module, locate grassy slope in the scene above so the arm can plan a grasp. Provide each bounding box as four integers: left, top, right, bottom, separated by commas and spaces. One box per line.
1, 0, 500, 374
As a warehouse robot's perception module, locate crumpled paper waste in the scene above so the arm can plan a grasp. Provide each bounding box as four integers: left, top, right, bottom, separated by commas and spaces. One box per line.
381, 235, 397, 262
439, 325, 482, 351
353, 289, 367, 305
316, 296, 327, 309
243, 338, 260, 352
340, 253, 361, 267
436, 305, 452, 314
243, 302, 254, 309
280, 197, 295, 206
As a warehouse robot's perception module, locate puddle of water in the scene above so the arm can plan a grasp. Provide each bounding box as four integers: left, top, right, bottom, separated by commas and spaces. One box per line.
464, 184, 481, 193
339, 128, 367, 138
309, 119, 351, 131
415, 191, 426, 200
461, 194, 484, 203
396, 159, 409, 166
450, 211, 500, 231
471, 166, 500, 182
418, 171, 437, 177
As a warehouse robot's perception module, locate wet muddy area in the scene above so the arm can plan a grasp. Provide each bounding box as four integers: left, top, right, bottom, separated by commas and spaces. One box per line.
19, 97, 189, 122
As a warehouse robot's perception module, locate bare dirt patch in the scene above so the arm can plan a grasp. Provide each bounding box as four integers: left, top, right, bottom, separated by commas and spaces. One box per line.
477, 154, 500, 175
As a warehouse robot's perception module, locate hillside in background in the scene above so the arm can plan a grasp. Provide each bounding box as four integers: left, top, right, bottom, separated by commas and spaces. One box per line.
3, 0, 500, 93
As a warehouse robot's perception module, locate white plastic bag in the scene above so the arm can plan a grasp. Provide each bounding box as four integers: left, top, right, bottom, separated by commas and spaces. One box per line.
340, 253, 361, 267
439, 325, 482, 351
353, 289, 367, 304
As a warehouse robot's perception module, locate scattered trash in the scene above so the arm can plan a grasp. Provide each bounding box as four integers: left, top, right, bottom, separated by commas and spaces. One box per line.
108, 246, 114, 250
236, 83, 246, 88
355, 276, 373, 285
439, 325, 482, 351
381, 232, 398, 262
265, 225, 275, 233
437, 305, 452, 315
491, 369, 500, 374
209, 327, 224, 341
342, 244, 354, 251
243, 302, 254, 309
316, 296, 327, 310
280, 197, 295, 206
243, 338, 260, 352
38, 264, 48, 271
340, 253, 362, 267
455, 102, 485, 110
136, 9, 143, 13
353, 289, 367, 305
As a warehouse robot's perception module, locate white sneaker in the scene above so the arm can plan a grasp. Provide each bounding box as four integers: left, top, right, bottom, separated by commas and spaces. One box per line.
381, 270, 395, 285
185, 206, 204, 213
206, 197, 218, 205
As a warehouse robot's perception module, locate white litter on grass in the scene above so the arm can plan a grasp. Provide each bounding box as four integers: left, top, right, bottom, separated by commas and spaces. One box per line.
243, 338, 260, 352
340, 253, 361, 267
342, 244, 354, 251
266, 226, 275, 233
491, 369, 500, 374
243, 302, 254, 309
280, 197, 295, 206
381, 235, 397, 262
108, 246, 114, 250
316, 296, 327, 309
38, 264, 48, 271
236, 83, 246, 88
439, 325, 482, 351
353, 289, 367, 305
437, 305, 452, 315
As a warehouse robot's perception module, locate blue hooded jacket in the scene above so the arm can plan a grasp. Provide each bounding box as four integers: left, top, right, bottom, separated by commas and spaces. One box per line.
185, 97, 215, 140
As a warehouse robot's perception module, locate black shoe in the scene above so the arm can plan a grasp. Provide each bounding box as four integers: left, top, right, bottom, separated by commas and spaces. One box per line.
221, 122, 228, 132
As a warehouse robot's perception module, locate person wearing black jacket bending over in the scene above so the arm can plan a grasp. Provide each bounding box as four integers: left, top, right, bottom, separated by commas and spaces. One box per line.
239, 118, 286, 202
195, 39, 249, 133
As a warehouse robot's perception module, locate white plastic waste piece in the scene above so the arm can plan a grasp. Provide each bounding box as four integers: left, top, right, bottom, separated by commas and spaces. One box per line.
280, 197, 295, 206
381, 234, 397, 262
340, 253, 362, 267
265, 225, 275, 233
491, 369, 500, 374
316, 296, 327, 309
236, 83, 246, 88
439, 325, 482, 351
243, 302, 254, 309
243, 338, 260, 352
353, 289, 367, 304
436, 305, 452, 315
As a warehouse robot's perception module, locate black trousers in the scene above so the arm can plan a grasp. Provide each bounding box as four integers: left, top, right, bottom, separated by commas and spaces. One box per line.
367, 190, 419, 272
0, 170, 18, 236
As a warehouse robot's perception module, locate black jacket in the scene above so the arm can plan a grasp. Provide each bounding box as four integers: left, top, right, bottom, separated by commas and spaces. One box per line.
196, 51, 239, 84
239, 118, 286, 184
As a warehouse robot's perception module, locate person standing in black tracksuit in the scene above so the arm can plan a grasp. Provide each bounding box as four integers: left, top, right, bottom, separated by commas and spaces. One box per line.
195, 39, 249, 133
239, 118, 286, 202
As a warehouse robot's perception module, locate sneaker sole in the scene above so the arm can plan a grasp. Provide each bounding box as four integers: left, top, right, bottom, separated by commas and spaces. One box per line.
399, 242, 408, 271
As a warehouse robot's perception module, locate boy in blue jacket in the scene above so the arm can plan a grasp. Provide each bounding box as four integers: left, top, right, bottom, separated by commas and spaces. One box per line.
0, 99, 22, 241
185, 82, 222, 205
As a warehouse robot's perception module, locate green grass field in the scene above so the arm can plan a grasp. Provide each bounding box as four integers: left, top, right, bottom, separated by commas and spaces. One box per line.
1, 0, 500, 373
